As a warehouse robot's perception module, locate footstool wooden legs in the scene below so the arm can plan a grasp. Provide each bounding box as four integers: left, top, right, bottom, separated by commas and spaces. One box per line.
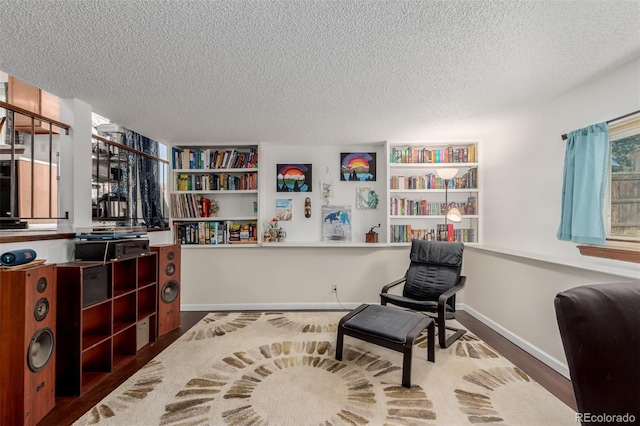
336, 304, 435, 388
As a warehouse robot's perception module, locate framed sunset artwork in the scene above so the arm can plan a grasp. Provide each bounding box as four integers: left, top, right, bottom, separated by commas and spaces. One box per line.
340, 153, 376, 181
276, 164, 312, 192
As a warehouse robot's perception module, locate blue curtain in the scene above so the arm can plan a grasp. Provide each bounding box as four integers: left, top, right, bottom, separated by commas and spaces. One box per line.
557, 123, 609, 244
123, 130, 167, 228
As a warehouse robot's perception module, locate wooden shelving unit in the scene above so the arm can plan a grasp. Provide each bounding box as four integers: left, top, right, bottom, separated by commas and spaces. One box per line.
55, 253, 158, 397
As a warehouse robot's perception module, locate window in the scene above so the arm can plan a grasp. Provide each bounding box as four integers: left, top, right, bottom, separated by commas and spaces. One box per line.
0, 75, 66, 230
607, 112, 640, 242
579, 112, 640, 263
91, 114, 170, 229
0, 73, 169, 232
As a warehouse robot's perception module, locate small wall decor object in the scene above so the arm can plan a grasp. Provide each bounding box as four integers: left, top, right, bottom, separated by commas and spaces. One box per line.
340, 153, 376, 181
209, 199, 219, 217
277, 164, 312, 192
275, 198, 293, 221
366, 224, 381, 243
320, 167, 334, 205
305, 197, 311, 218
322, 205, 352, 242
356, 187, 379, 209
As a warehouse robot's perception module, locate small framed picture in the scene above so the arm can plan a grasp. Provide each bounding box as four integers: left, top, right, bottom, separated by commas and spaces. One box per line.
275, 198, 293, 221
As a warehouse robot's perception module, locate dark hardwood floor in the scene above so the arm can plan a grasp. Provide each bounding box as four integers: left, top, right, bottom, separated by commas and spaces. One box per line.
456, 311, 576, 411
39, 311, 208, 426
38, 309, 576, 425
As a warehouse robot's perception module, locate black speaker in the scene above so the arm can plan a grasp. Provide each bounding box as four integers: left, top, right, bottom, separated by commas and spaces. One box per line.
151, 244, 181, 336
161, 280, 180, 303
0, 248, 37, 266
27, 327, 55, 372
0, 263, 57, 426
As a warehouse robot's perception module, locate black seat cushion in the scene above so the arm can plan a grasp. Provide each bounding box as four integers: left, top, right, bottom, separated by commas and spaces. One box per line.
343, 304, 425, 343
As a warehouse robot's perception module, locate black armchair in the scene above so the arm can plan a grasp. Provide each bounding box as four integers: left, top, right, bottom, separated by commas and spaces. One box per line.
554, 281, 640, 422
380, 239, 466, 348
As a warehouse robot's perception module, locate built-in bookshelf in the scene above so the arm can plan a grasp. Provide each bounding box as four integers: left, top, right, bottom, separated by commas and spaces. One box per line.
386, 141, 480, 244
170, 145, 259, 246
169, 142, 480, 247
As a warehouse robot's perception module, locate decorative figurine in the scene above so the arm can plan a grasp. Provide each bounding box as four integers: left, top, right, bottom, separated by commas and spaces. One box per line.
366, 223, 380, 243
305, 197, 311, 218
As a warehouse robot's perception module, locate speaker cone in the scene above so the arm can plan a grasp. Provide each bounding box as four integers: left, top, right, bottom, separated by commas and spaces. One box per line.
36, 277, 47, 293
167, 251, 175, 260
165, 263, 176, 276
34, 298, 49, 321
161, 280, 179, 303
28, 327, 54, 372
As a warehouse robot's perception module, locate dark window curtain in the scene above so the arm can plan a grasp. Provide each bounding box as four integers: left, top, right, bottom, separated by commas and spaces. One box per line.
557, 123, 609, 244
123, 129, 167, 228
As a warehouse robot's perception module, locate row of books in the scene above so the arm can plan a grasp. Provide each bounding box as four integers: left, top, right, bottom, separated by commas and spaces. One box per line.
173, 147, 258, 170
390, 224, 477, 243
390, 168, 478, 190
390, 145, 476, 164
171, 193, 208, 218
390, 197, 477, 216
175, 172, 257, 191
174, 221, 258, 245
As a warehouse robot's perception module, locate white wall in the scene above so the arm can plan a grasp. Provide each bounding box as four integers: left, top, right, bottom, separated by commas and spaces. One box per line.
259, 142, 387, 243
463, 58, 640, 377
3, 59, 639, 379
180, 245, 411, 310
481, 58, 640, 271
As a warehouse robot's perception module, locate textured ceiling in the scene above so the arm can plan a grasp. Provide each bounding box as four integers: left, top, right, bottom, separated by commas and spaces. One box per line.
1, 0, 639, 146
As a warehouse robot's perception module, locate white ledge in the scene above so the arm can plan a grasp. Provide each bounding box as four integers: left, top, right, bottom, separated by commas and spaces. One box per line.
468, 244, 640, 280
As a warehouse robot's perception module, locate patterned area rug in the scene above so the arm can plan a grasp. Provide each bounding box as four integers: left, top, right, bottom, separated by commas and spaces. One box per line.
73, 311, 576, 425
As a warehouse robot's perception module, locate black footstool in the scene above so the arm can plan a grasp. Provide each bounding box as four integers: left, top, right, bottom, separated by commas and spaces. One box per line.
335, 303, 435, 388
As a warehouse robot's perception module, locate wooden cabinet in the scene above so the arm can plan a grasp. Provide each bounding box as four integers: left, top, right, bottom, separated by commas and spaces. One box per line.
55, 253, 158, 397
0, 158, 58, 223
16, 158, 58, 223
7, 76, 60, 134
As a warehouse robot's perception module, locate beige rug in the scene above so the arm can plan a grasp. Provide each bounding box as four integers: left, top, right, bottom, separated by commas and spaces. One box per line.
73, 311, 576, 425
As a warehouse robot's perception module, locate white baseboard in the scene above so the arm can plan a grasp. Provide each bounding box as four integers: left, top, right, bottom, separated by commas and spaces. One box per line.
461, 304, 570, 379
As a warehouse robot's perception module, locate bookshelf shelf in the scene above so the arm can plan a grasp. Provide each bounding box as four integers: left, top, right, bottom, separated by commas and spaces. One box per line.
170, 144, 260, 246
389, 162, 479, 168
386, 141, 481, 244
390, 188, 479, 193
172, 189, 258, 194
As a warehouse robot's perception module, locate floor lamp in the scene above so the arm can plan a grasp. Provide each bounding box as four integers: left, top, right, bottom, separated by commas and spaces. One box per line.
436, 168, 462, 240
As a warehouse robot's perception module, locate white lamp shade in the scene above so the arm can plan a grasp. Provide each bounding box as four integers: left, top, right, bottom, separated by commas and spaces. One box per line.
446, 207, 463, 223
436, 168, 458, 180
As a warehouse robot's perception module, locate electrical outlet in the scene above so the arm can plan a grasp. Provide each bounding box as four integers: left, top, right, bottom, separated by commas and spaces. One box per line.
332, 283, 338, 292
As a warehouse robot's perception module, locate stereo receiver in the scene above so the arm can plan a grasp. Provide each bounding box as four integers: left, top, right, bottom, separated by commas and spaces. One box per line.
75, 238, 150, 261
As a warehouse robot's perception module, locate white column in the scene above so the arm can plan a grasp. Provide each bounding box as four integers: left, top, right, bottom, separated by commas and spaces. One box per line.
58, 98, 92, 232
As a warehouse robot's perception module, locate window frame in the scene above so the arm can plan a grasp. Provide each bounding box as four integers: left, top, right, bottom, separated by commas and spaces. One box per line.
0, 100, 70, 230
580, 111, 640, 264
